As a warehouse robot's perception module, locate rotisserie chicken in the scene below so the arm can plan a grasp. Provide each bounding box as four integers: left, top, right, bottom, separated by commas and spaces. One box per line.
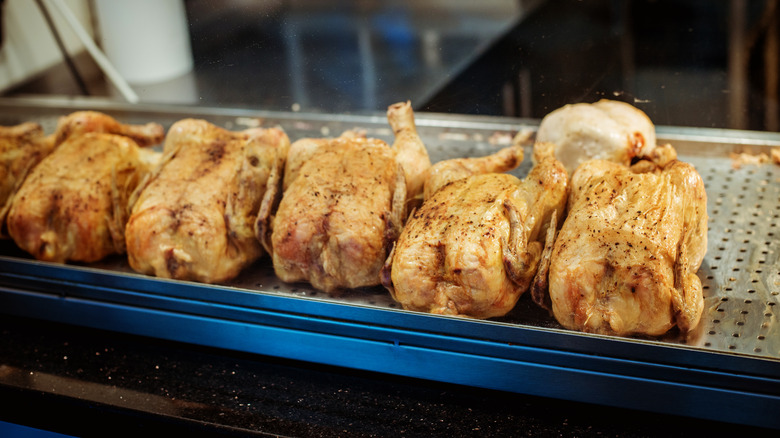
541, 145, 708, 336
382, 142, 568, 319
0, 122, 56, 236
7, 132, 160, 263
125, 119, 289, 284
536, 99, 656, 174
259, 101, 430, 293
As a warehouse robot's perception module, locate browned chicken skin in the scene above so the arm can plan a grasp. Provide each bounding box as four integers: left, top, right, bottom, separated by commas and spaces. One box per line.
383, 143, 568, 319
262, 102, 430, 293
545, 147, 708, 336
0, 122, 56, 236
126, 119, 289, 283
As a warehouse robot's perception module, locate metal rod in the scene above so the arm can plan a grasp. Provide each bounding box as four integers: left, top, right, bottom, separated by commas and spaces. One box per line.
43, 0, 139, 103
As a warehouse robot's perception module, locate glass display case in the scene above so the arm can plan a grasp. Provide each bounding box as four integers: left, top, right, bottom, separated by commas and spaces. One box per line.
0, 1, 778, 436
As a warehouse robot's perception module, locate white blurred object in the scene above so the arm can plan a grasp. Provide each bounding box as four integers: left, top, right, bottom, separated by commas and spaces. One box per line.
93, 0, 193, 85
536, 99, 657, 174
0, 0, 92, 94
46, 0, 138, 102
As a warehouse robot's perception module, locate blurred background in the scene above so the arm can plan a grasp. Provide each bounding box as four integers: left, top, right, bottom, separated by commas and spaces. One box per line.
0, 0, 778, 131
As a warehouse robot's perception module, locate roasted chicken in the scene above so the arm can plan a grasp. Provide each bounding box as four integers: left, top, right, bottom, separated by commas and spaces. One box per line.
542, 145, 707, 336
0, 122, 56, 236
6, 112, 164, 263
536, 99, 656, 174
382, 143, 568, 319
7, 133, 160, 263
260, 101, 430, 293
126, 119, 289, 283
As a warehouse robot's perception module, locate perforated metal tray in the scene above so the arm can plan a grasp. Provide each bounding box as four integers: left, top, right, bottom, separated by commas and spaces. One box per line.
0, 97, 778, 429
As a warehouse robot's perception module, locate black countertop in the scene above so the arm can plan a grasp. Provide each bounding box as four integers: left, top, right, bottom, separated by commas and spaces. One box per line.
1, 314, 775, 437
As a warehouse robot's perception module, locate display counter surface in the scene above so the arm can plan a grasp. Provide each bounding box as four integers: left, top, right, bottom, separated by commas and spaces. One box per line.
0, 97, 779, 435
1, 314, 775, 438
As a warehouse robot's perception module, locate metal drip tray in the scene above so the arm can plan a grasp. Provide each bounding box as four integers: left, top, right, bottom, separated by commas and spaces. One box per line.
0, 97, 778, 429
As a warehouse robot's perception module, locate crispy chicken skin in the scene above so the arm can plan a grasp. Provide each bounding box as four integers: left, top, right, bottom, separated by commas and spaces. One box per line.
126, 119, 289, 284
7, 132, 156, 262
0, 122, 56, 236
383, 143, 568, 319
536, 99, 656, 174
262, 102, 430, 293
545, 147, 708, 336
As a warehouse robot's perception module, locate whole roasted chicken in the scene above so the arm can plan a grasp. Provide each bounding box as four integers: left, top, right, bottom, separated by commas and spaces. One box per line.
126, 119, 289, 283
536, 99, 656, 174
541, 146, 708, 336
6, 112, 165, 263
259, 101, 430, 293
382, 142, 568, 319
0, 122, 56, 235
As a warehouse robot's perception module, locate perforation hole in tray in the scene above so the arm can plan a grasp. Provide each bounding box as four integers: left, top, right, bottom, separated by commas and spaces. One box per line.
694, 156, 780, 356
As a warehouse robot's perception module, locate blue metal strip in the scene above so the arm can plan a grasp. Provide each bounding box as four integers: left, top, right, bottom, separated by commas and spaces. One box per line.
1, 285, 779, 430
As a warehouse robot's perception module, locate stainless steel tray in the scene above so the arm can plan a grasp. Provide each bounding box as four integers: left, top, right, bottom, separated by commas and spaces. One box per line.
0, 96, 778, 429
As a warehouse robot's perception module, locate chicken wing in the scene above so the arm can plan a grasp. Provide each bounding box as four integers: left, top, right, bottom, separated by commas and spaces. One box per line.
0, 122, 56, 236
126, 119, 289, 283
423, 143, 524, 200
536, 99, 656, 174
382, 143, 568, 319
261, 102, 430, 293
52, 111, 164, 147
545, 148, 708, 336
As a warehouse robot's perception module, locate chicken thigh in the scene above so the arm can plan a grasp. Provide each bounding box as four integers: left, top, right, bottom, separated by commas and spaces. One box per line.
0, 122, 56, 235
126, 119, 289, 283
260, 101, 430, 293
544, 147, 707, 336
536, 99, 656, 174
382, 143, 568, 319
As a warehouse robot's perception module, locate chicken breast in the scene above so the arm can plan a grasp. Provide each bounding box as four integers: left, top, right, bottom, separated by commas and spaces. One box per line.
126, 119, 289, 284
536, 99, 656, 174
7, 132, 157, 263
0, 122, 56, 236
545, 147, 708, 336
383, 143, 568, 319
261, 101, 430, 293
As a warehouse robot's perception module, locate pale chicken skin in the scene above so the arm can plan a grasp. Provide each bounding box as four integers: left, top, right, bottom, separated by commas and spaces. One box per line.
126, 119, 289, 284
262, 102, 430, 293
7, 132, 156, 263
383, 143, 568, 319
536, 99, 656, 174
546, 149, 708, 336
0, 122, 56, 235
